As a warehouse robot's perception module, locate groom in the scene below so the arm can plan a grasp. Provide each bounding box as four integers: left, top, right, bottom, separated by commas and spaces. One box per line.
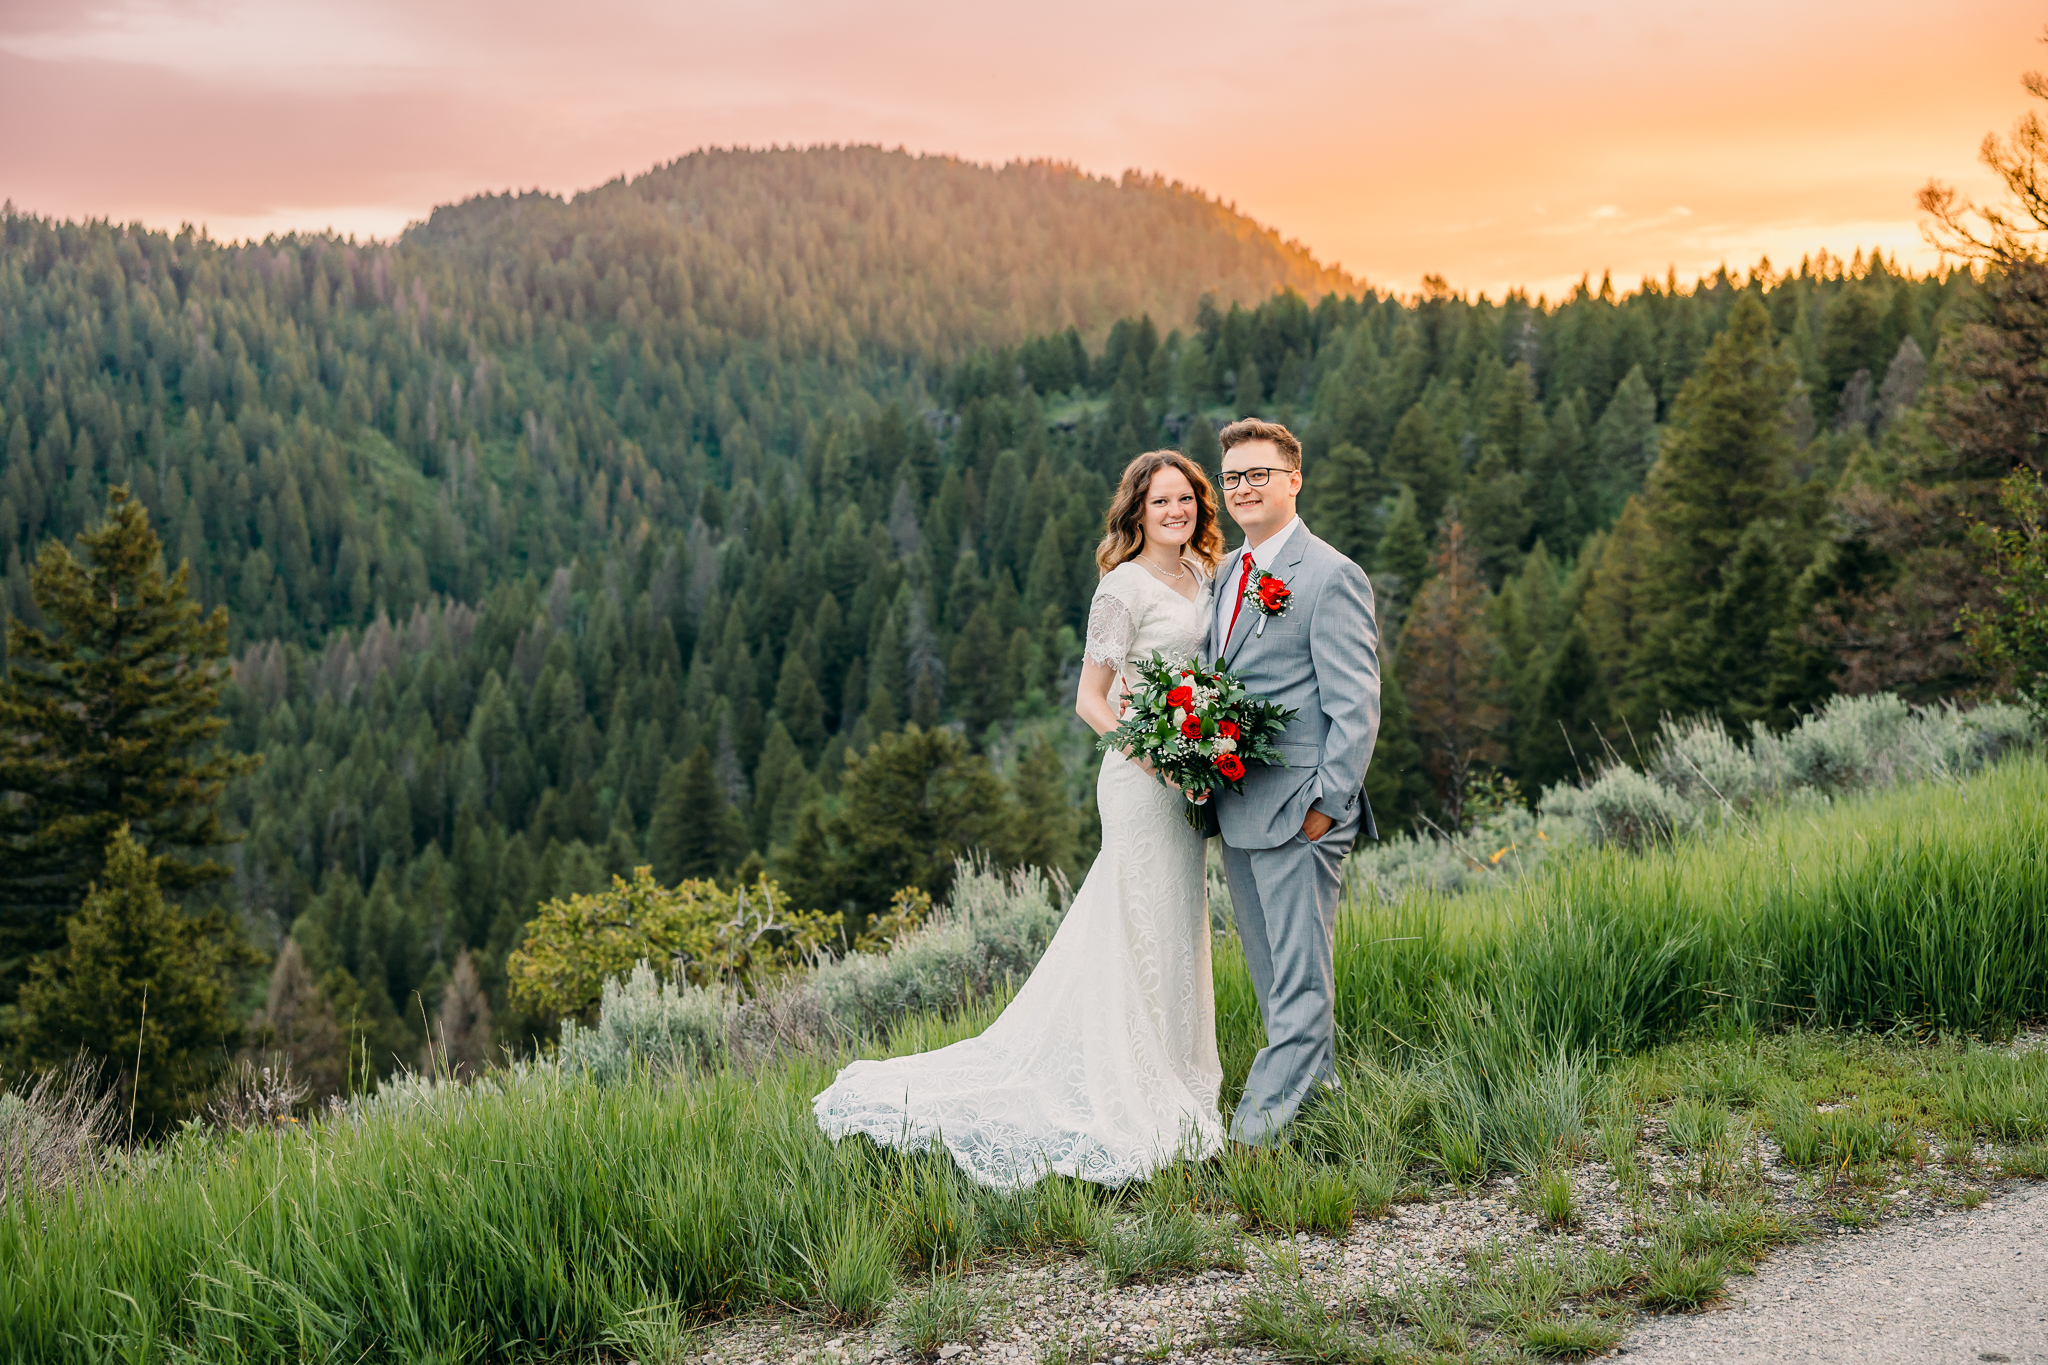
1207, 418, 1381, 1146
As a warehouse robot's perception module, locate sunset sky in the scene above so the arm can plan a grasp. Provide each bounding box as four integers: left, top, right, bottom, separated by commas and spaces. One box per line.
1, 0, 2039, 299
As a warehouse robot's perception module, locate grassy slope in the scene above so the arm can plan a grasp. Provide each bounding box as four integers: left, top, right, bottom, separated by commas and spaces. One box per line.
4, 756, 2044, 1363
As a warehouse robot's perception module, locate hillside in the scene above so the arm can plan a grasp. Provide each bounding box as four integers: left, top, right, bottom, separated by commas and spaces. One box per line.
413, 147, 1355, 363
0, 148, 1349, 647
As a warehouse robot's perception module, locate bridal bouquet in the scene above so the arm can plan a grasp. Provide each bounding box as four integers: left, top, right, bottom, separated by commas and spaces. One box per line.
1100, 653, 1298, 829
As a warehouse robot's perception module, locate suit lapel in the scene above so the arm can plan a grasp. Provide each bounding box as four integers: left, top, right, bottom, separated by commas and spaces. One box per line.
1271, 524, 1311, 576
1225, 522, 1312, 666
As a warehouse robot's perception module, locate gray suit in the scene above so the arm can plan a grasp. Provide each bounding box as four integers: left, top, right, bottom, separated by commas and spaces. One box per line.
1208, 523, 1381, 1144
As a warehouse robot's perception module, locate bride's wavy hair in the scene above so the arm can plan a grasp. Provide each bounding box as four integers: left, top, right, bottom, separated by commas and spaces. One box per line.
1094, 449, 1225, 576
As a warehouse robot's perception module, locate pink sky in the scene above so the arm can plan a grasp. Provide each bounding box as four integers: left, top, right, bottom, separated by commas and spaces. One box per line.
0, 0, 2038, 298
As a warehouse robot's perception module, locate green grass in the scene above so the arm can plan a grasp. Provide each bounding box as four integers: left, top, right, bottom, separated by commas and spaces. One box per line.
4, 755, 2045, 1362
1090, 1205, 1241, 1286
1324, 756, 2048, 1062
1638, 1238, 1728, 1311
1518, 1315, 1625, 1358
893, 1265, 990, 1355
1535, 1167, 1578, 1229
1666, 1099, 1729, 1153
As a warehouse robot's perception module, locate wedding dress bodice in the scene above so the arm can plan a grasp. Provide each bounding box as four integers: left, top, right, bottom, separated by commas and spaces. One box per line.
1083, 559, 1215, 684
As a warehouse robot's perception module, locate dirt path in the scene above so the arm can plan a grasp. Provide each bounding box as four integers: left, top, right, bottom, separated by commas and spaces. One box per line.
1618, 1183, 2048, 1364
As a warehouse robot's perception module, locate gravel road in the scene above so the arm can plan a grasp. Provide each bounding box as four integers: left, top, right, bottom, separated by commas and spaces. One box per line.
1619, 1182, 2048, 1365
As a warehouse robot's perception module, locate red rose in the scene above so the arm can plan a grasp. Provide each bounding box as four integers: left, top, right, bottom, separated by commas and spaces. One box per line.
1165, 685, 1195, 709
1258, 576, 1290, 610
1180, 716, 1204, 740
1215, 753, 1246, 781
1217, 720, 1240, 740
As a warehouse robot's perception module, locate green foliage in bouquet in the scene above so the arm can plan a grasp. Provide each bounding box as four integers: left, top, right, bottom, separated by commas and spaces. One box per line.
506, 866, 838, 1019
1098, 652, 1297, 825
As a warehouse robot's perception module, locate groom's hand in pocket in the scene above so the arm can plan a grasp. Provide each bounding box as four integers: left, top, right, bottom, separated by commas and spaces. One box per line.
1301, 809, 1334, 843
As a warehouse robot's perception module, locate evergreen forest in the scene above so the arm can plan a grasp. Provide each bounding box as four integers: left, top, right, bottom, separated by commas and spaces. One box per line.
0, 145, 2011, 1081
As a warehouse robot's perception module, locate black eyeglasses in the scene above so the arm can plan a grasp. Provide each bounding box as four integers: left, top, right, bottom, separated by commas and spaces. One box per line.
1220, 467, 1293, 490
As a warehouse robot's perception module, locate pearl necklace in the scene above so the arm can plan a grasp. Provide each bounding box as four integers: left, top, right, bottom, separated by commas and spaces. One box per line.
1137, 552, 1189, 581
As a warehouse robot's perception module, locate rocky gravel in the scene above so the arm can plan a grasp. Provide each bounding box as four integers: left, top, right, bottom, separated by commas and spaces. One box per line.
675, 1030, 2048, 1364
672, 1148, 2043, 1365
1616, 1179, 2048, 1364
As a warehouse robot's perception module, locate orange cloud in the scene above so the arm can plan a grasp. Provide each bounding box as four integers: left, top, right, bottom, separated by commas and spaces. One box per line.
0, 0, 2037, 296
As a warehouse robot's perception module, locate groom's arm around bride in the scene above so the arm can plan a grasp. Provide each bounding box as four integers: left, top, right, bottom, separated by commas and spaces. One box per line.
1207, 418, 1381, 1146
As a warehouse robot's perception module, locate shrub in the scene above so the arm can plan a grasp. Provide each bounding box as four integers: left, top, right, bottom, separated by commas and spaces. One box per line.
1540, 694, 2035, 852
556, 860, 1067, 1083
0, 1061, 115, 1200
508, 868, 838, 1019
556, 963, 740, 1083
1547, 763, 1699, 851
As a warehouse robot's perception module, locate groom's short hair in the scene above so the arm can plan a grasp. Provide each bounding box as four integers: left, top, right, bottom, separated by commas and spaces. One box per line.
1218, 418, 1302, 470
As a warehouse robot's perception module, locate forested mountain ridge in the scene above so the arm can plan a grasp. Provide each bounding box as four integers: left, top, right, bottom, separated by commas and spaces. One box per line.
414, 147, 1355, 364
0, 147, 1350, 650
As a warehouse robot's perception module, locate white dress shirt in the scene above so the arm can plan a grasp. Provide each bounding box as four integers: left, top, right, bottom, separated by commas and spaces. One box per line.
1215, 515, 1302, 647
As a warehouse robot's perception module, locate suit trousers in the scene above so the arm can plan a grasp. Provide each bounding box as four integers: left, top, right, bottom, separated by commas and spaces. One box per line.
1220, 801, 1362, 1144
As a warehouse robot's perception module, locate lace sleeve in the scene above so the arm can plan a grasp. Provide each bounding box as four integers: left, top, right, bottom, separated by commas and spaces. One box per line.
1084, 587, 1138, 670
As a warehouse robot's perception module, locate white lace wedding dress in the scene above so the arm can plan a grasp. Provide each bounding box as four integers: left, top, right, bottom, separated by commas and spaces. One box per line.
812, 559, 1224, 1188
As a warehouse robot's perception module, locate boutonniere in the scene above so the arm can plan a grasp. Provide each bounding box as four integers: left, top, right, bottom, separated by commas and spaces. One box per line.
1244, 566, 1291, 636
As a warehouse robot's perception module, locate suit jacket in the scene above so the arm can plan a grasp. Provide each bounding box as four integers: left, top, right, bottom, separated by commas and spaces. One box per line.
1207, 524, 1381, 849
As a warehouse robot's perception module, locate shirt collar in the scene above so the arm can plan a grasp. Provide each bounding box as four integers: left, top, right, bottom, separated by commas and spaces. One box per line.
1242, 516, 1301, 567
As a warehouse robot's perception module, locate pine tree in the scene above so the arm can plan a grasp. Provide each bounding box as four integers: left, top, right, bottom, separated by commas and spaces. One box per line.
1494, 541, 1564, 782
1310, 442, 1378, 568
949, 605, 1010, 736
750, 720, 810, 852
1361, 652, 1432, 833
0, 487, 260, 979
1382, 405, 1460, 528
425, 949, 494, 1081
1517, 622, 1609, 793
772, 648, 829, 761
1664, 522, 1799, 728
1630, 294, 1804, 724
778, 725, 1011, 938
1373, 486, 1430, 630
1526, 395, 1592, 548
1576, 498, 1663, 735
1009, 739, 1079, 879
1395, 521, 1505, 828
647, 744, 743, 882
1640, 294, 1798, 595
1183, 413, 1222, 483
19, 825, 254, 1135
252, 937, 347, 1102
1462, 448, 1531, 586
1590, 365, 1660, 519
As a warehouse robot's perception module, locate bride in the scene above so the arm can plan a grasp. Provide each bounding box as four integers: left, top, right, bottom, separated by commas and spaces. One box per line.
812, 450, 1228, 1188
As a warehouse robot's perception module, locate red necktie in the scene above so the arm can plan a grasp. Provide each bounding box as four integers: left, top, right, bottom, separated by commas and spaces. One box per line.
1227, 551, 1255, 642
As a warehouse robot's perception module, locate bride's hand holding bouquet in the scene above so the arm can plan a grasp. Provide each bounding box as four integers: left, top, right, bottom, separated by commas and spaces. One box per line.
1099, 653, 1297, 829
